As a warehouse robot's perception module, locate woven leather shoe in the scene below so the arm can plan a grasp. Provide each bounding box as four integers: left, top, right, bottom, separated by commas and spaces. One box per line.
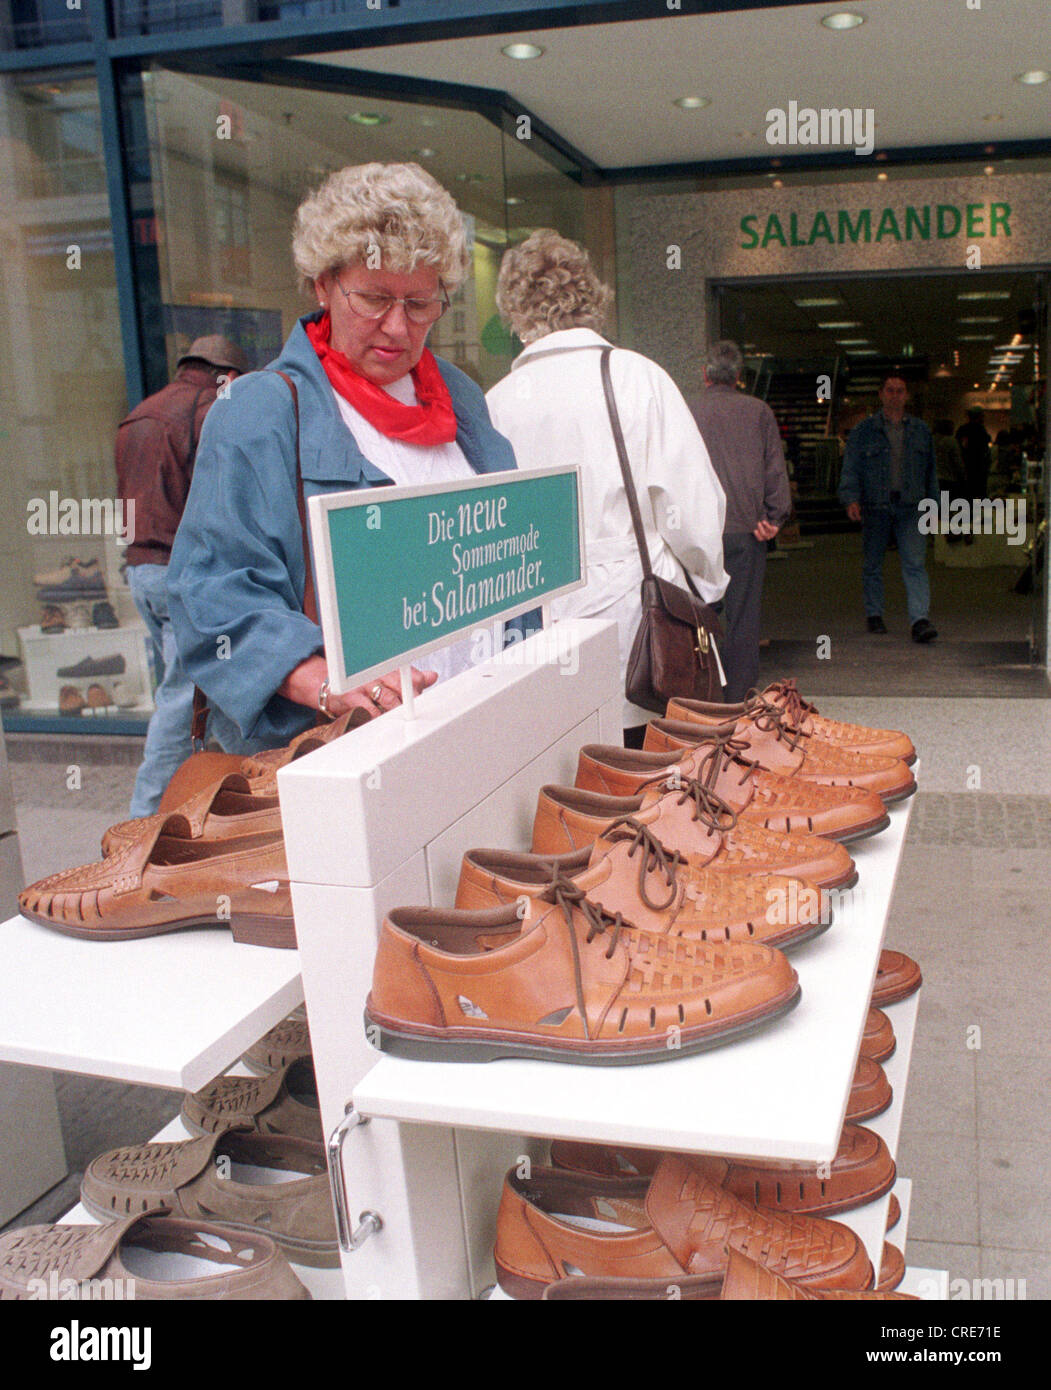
758, 679, 915, 764
19, 818, 294, 948
848, 1055, 893, 1122
366, 885, 799, 1065
494, 1153, 872, 1298
181, 1056, 322, 1142
861, 1007, 896, 1063
540, 1248, 916, 1300
80, 1130, 336, 1267
576, 739, 889, 843
872, 949, 923, 1006
649, 707, 915, 805
877, 1242, 906, 1290
242, 1016, 311, 1074
102, 773, 281, 856
532, 784, 856, 892
240, 706, 371, 779
549, 1122, 895, 1217
456, 832, 831, 952
0, 1213, 310, 1300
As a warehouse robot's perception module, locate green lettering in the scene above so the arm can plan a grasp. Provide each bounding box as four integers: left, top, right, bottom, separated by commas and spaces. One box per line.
990, 203, 1011, 237
838, 208, 871, 244
904, 206, 930, 240
761, 214, 787, 249
808, 211, 834, 245
789, 213, 806, 247
876, 207, 903, 241
740, 214, 760, 250
936, 204, 962, 238
966, 203, 985, 237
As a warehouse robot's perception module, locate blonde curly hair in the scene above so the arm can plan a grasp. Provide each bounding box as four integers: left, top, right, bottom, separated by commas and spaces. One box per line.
291, 162, 470, 294
496, 230, 613, 344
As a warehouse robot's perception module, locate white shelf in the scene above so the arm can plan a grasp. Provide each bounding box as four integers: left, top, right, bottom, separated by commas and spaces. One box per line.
0, 914, 303, 1090
353, 793, 916, 1165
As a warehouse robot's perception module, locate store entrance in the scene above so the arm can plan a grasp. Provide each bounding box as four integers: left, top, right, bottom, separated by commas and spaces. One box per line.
714, 268, 1049, 696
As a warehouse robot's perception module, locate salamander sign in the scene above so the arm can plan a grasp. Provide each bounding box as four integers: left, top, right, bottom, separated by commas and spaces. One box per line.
308, 465, 585, 691
740, 201, 1011, 250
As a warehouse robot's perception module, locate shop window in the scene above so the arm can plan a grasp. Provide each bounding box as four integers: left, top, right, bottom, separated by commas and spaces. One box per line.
1, 1, 90, 50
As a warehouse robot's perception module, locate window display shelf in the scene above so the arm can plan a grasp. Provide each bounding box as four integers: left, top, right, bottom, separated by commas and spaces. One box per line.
351, 796, 916, 1166
0, 915, 303, 1090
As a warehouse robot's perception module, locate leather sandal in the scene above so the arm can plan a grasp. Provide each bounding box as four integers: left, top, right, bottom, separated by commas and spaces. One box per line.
242, 1016, 311, 1074
19, 814, 295, 948
877, 1241, 906, 1291
101, 772, 280, 856
182, 1056, 321, 1142
758, 680, 916, 765
240, 706, 371, 780
80, 1130, 337, 1268
0, 1213, 310, 1300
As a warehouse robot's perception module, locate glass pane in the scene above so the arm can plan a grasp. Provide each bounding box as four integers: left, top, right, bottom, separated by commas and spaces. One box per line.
0, 2, 90, 51
0, 72, 150, 725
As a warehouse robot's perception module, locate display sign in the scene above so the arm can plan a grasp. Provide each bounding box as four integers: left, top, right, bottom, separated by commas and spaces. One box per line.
308, 466, 585, 692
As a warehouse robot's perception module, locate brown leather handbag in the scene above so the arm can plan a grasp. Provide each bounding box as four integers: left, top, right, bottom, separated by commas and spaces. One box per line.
599, 347, 724, 714
158, 371, 319, 812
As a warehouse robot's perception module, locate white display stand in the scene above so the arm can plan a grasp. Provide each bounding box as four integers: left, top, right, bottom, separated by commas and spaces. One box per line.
279, 618, 932, 1299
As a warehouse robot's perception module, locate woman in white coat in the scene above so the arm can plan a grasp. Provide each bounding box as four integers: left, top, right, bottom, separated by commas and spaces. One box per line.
486, 229, 728, 744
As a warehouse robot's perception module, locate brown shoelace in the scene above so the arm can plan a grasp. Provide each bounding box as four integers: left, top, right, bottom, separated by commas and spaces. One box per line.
600, 816, 685, 914
543, 877, 631, 1041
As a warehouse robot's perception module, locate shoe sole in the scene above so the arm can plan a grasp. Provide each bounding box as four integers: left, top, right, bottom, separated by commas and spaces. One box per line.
79, 1189, 339, 1268
19, 906, 296, 949
364, 984, 801, 1066
496, 1260, 723, 1301
827, 812, 891, 845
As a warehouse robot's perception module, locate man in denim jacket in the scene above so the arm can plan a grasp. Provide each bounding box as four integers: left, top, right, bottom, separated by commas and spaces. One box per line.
838, 374, 939, 643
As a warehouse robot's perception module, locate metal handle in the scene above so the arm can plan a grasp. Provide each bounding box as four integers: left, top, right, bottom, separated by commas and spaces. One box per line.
327, 1103, 383, 1252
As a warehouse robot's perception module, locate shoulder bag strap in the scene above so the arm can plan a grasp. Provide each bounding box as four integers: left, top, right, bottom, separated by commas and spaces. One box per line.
599, 346, 654, 581
191, 369, 315, 748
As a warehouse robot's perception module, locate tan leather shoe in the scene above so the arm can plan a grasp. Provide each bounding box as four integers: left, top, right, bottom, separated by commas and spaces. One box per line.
240, 706, 371, 780
494, 1154, 873, 1298
877, 1241, 906, 1291
761, 679, 916, 765
576, 739, 889, 844
80, 1130, 337, 1268
532, 784, 856, 892
872, 949, 923, 1006
181, 1057, 322, 1142
242, 1016, 311, 1074
0, 1213, 310, 1300
887, 1193, 901, 1231
456, 830, 831, 952
540, 1247, 916, 1300
549, 1122, 895, 1217
19, 817, 294, 948
101, 772, 281, 856
651, 709, 916, 806
861, 1007, 896, 1063
848, 1055, 893, 1122
366, 886, 800, 1065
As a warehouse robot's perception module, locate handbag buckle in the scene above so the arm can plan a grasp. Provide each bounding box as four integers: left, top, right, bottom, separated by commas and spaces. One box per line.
695, 626, 710, 656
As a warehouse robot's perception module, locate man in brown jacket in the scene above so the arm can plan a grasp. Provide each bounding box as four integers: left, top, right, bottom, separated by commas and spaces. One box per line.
688, 341, 791, 702
116, 335, 248, 815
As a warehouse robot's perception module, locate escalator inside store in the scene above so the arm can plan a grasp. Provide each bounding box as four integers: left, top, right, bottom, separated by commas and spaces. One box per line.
715, 271, 1048, 696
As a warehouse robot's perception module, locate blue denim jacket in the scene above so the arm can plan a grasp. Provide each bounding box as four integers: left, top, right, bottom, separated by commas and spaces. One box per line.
168, 314, 519, 747
838, 412, 938, 511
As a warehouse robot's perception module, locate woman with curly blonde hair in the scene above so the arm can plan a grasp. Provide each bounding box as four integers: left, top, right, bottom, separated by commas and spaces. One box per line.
488, 230, 728, 743
166, 163, 518, 759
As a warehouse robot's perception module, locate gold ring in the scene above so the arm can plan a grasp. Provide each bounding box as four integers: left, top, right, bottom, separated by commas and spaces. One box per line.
371, 685, 384, 702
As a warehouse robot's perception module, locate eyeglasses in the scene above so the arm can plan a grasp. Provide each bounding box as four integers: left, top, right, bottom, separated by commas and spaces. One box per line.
334, 278, 450, 326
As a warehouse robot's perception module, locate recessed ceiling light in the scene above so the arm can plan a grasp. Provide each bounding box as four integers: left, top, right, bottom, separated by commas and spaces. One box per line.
771, 178, 783, 188
794, 297, 841, 308
876, 172, 888, 181
957, 291, 1010, 301
982, 113, 1004, 122
502, 42, 544, 60
345, 112, 391, 127
984, 165, 995, 175
821, 11, 865, 29
959, 317, 1001, 323
456, 173, 488, 183
835, 338, 870, 346
505, 196, 525, 206
818, 321, 861, 329
1016, 70, 1050, 85
995, 342, 1031, 350
414, 147, 436, 158
959, 334, 995, 341
848, 349, 879, 355
674, 96, 711, 109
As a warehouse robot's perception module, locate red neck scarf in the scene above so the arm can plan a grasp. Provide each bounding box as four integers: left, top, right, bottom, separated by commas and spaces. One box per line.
306, 313, 457, 446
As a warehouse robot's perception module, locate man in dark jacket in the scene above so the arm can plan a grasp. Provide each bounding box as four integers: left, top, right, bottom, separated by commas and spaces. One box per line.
689, 340, 791, 701
838, 373, 938, 643
116, 335, 248, 815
